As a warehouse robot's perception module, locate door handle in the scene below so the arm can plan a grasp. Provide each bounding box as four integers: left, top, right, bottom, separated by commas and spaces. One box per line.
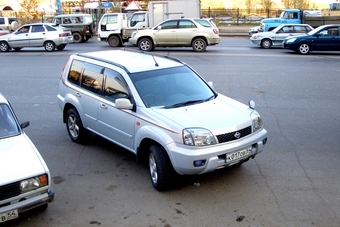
76, 92, 81, 97
100, 103, 108, 109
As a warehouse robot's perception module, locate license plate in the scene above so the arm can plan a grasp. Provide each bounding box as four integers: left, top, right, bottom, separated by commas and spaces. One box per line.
226, 147, 252, 163
0, 210, 19, 223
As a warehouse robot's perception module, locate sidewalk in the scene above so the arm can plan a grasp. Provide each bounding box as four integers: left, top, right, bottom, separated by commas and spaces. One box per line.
218, 25, 253, 36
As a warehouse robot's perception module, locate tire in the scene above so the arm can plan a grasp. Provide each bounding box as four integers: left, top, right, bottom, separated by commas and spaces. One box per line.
10, 21, 19, 31
44, 41, 55, 52
138, 37, 153, 51
108, 36, 120, 47
66, 108, 88, 143
72, 32, 82, 43
0, 41, 10, 52
192, 38, 207, 52
148, 144, 175, 191
56, 44, 66, 51
261, 39, 272, 49
298, 43, 310, 55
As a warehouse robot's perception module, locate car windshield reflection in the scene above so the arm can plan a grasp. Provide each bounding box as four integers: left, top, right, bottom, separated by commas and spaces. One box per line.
129, 66, 216, 108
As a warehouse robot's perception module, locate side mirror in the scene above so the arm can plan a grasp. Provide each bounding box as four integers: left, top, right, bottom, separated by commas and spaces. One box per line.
115, 98, 133, 110
20, 121, 30, 129
157, 26, 162, 30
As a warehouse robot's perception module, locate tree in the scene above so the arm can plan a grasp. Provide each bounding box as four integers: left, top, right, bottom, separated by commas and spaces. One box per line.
261, 0, 274, 10
281, 0, 310, 9
18, 0, 42, 24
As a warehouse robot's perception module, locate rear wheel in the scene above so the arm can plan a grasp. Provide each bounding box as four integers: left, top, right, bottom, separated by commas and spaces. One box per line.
138, 38, 153, 51
108, 36, 120, 47
192, 38, 207, 52
44, 41, 55, 52
148, 144, 175, 191
297, 43, 310, 55
261, 39, 272, 49
66, 108, 88, 143
72, 32, 82, 43
0, 41, 10, 52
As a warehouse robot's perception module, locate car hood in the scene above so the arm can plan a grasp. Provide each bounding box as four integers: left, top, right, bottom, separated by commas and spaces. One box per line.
0, 134, 47, 185
149, 96, 252, 132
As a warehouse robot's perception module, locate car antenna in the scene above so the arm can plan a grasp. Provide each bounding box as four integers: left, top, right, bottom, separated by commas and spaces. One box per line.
151, 55, 159, 67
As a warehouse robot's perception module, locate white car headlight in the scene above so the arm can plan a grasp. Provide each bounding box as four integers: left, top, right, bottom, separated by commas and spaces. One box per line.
20, 174, 48, 193
183, 128, 217, 146
251, 112, 263, 133
286, 38, 297, 43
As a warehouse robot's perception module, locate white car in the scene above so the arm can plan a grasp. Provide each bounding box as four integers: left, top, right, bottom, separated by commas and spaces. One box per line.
250, 24, 313, 48
0, 23, 73, 52
0, 93, 54, 224
129, 18, 220, 52
57, 50, 267, 191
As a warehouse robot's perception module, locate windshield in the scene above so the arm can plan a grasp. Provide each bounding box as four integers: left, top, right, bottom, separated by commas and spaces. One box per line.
129, 66, 216, 108
0, 104, 20, 138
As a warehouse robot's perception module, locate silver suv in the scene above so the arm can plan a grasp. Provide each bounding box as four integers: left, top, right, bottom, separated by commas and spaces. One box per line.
57, 50, 267, 191
129, 18, 221, 52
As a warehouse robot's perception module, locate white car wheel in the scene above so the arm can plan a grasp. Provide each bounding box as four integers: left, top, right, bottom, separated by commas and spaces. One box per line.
0, 41, 10, 52
261, 39, 272, 49
44, 41, 55, 52
138, 38, 153, 51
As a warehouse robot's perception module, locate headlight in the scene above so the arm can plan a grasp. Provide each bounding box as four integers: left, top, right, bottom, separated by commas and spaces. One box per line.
286, 38, 297, 43
251, 112, 263, 133
183, 128, 217, 146
20, 174, 48, 193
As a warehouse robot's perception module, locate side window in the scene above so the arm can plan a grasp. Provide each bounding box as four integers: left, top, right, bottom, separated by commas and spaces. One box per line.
63, 17, 72, 24
55, 18, 61, 24
45, 25, 57, 31
31, 25, 45, 33
68, 60, 83, 86
81, 63, 104, 95
159, 20, 178, 29
17, 26, 30, 33
179, 20, 196, 29
103, 68, 130, 102
71, 17, 81, 23
0, 18, 4, 24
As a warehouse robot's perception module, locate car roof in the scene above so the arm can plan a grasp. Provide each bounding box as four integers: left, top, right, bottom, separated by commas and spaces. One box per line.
78, 50, 184, 73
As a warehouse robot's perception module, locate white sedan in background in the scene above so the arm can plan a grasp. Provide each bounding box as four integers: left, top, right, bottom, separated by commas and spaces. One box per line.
250, 24, 313, 49
0, 23, 72, 52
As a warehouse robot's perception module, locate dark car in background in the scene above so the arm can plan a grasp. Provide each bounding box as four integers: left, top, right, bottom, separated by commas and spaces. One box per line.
283, 24, 340, 54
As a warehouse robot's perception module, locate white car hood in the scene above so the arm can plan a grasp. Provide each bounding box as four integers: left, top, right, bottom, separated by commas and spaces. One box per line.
151, 97, 252, 132
0, 134, 46, 185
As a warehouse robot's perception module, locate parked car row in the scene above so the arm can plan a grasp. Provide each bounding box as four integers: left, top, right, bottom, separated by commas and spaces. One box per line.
250, 24, 340, 54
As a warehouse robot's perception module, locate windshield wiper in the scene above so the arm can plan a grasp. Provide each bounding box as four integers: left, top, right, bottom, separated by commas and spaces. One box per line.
169, 95, 216, 108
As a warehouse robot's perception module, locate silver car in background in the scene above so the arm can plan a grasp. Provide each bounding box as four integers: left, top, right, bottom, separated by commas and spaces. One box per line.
250, 24, 313, 49
0, 23, 73, 52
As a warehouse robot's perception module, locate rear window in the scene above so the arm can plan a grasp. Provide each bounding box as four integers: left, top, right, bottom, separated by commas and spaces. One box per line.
194, 19, 213, 27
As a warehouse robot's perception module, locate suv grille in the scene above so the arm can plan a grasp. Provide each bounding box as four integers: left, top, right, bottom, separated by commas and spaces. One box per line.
0, 182, 20, 201
216, 126, 252, 143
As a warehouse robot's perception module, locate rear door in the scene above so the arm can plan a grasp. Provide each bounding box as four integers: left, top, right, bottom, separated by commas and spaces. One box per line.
176, 19, 197, 45
29, 24, 47, 47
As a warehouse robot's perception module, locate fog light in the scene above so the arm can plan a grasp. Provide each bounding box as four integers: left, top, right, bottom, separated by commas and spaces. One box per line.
263, 138, 267, 145
194, 160, 206, 167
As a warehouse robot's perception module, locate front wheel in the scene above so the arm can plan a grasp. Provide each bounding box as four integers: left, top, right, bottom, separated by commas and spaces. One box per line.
138, 38, 153, 51
44, 41, 55, 52
0, 41, 10, 52
148, 144, 175, 191
192, 38, 207, 52
261, 39, 272, 49
297, 43, 310, 55
66, 108, 88, 143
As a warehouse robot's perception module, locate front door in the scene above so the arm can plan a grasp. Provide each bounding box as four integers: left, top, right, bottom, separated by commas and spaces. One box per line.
8, 25, 30, 48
